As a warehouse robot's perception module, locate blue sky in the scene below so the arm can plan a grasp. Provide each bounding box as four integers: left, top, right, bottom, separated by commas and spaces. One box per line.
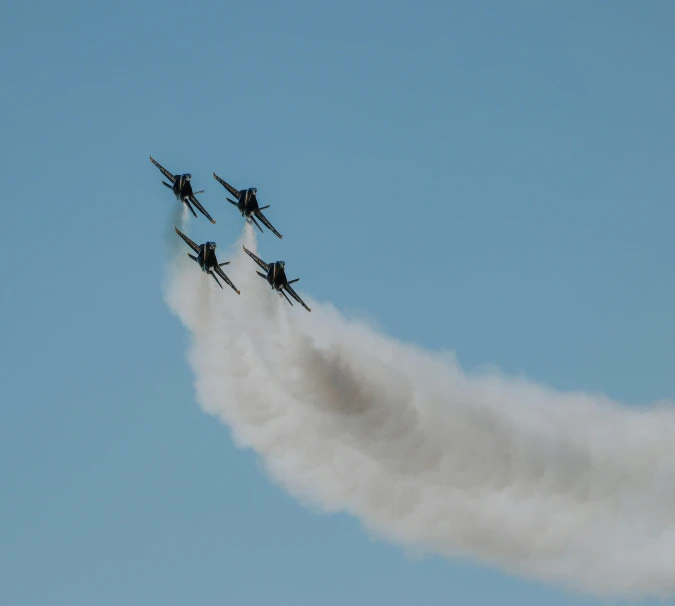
1, 1, 673, 604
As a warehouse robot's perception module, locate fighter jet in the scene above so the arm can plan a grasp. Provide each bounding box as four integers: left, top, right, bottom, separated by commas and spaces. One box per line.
213, 173, 282, 239
175, 227, 240, 294
150, 156, 216, 224
242, 246, 310, 311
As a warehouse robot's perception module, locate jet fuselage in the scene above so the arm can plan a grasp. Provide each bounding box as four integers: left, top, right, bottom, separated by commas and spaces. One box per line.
173, 174, 194, 201
237, 188, 259, 217
267, 261, 287, 289
197, 242, 218, 273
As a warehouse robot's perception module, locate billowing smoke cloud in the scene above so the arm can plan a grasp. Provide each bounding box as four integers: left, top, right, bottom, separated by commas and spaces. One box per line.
165, 224, 675, 598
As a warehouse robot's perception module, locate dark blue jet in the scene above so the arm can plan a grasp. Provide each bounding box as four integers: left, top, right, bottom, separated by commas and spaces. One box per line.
150, 156, 216, 223
175, 227, 239, 294
213, 173, 282, 239
242, 246, 310, 311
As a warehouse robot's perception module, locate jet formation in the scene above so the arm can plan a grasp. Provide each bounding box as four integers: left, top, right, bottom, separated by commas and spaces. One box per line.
151, 156, 311, 311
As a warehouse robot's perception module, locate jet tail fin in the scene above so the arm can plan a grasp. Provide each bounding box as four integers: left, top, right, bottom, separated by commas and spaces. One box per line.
210, 272, 224, 289
184, 199, 198, 218
250, 216, 264, 233
281, 290, 294, 306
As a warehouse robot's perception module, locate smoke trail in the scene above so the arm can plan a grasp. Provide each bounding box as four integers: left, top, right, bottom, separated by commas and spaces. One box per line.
164, 201, 189, 253
164, 227, 675, 598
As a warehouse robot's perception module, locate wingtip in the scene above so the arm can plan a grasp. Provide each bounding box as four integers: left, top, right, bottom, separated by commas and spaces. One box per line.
211, 219, 216, 224
236, 289, 241, 295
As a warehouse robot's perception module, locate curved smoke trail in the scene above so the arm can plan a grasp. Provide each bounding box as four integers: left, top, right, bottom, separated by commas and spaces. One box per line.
165, 224, 675, 598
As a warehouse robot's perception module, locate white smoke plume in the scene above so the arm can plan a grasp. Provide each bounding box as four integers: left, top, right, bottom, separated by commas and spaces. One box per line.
165, 224, 675, 598
164, 201, 189, 252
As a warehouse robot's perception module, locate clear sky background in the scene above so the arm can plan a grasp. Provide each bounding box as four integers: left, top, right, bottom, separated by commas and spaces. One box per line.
1, 1, 674, 604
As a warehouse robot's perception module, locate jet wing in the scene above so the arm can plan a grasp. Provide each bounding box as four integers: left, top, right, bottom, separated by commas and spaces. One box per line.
284, 284, 311, 312
254, 210, 283, 239
189, 195, 216, 224
150, 156, 175, 182
242, 246, 269, 272
215, 265, 241, 295
213, 173, 241, 199
175, 227, 200, 253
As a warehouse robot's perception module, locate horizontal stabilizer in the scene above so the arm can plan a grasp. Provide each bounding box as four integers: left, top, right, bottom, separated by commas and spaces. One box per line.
258, 205, 270, 210
226, 198, 239, 207
256, 271, 267, 279
219, 261, 230, 266
162, 181, 173, 189
188, 253, 198, 262
287, 278, 299, 284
